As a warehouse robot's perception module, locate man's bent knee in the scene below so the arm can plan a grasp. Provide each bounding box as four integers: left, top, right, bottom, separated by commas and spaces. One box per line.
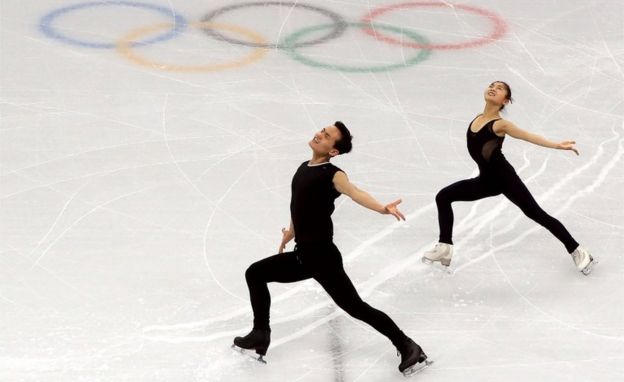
245, 262, 262, 282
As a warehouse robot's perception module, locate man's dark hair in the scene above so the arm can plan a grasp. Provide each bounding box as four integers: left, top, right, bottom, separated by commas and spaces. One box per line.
333, 121, 353, 154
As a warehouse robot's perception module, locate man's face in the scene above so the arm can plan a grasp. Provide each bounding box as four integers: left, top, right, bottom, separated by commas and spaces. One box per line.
309, 125, 341, 157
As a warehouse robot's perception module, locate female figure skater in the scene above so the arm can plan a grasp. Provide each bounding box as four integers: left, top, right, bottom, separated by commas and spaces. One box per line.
422, 81, 595, 275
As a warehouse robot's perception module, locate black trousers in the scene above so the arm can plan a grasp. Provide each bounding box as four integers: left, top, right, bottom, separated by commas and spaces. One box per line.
436, 161, 579, 253
245, 242, 406, 347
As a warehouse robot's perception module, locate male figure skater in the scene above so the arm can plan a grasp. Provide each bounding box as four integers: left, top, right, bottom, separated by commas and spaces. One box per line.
233, 121, 431, 375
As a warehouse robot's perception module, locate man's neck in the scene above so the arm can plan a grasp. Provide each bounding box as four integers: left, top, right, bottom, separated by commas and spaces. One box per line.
309, 153, 331, 165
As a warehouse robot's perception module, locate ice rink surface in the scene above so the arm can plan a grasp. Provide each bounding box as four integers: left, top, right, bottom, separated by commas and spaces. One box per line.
1, 1, 623, 381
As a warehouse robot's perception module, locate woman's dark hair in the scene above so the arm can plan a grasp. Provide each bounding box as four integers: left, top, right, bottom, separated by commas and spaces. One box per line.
495, 81, 514, 110
333, 121, 353, 154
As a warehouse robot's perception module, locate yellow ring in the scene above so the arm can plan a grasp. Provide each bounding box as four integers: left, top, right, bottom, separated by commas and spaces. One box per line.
116, 21, 268, 72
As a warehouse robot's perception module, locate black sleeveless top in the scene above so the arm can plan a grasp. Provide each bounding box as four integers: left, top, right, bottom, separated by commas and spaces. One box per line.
467, 117, 506, 172
290, 161, 342, 244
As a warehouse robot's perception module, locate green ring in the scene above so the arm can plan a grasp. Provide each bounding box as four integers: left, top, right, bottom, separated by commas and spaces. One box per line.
281, 22, 431, 73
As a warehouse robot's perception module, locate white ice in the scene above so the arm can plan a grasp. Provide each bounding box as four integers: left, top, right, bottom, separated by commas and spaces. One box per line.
1, 0, 623, 381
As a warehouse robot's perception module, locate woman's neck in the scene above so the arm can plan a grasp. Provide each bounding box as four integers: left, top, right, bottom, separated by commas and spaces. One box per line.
482, 103, 501, 119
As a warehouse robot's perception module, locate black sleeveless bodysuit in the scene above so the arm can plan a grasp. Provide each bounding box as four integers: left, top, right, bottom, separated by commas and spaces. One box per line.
467, 117, 506, 175
290, 161, 342, 244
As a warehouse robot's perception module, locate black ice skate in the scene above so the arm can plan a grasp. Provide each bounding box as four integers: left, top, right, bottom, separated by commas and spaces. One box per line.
232, 328, 271, 363
397, 337, 433, 377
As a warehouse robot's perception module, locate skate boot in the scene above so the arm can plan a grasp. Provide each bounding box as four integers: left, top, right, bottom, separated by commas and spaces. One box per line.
571, 246, 595, 275
422, 243, 453, 267
397, 337, 433, 376
232, 328, 271, 363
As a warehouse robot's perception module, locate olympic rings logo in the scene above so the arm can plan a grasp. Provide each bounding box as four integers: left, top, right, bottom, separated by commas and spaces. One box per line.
39, 1, 507, 73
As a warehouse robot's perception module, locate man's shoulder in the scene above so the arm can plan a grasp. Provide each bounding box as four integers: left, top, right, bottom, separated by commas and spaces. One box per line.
328, 162, 343, 171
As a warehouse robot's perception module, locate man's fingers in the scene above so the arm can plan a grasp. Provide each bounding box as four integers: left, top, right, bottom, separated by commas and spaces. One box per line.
394, 210, 405, 221
388, 207, 405, 221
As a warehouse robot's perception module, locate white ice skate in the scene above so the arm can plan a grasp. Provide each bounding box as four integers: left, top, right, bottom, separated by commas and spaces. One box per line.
422, 243, 453, 267
571, 246, 596, 275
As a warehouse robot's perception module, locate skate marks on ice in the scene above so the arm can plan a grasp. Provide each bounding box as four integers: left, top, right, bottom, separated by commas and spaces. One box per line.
507, 65, 622, 119
142, 127, 624, 349
194, 344, 273, 382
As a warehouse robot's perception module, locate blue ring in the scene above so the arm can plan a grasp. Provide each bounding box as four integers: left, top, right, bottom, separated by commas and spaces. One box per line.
39, 1, 187, 49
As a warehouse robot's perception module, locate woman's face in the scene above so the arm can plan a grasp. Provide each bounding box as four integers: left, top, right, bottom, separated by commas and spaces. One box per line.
484, 82, 510, 107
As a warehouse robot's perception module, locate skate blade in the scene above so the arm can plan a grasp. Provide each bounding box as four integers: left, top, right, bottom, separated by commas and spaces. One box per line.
422, 257, 454, 274
421, 256, 433, 265
402, 360, 434, 377
231, 344, 267, 364
581, 257, 597, 276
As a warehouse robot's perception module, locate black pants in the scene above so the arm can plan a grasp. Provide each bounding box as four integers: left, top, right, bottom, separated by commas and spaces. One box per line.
245, 242, 406, 347
436, 162, 579, 253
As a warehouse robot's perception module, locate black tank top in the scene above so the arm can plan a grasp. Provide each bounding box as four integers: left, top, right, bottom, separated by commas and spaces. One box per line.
467, 117, 505, 171
290, 161, 342, 244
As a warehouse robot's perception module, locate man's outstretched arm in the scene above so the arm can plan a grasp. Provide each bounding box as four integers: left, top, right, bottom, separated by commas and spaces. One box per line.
333, 171, 405, 221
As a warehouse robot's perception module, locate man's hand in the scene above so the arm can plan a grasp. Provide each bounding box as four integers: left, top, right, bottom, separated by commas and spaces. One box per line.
557, 140, 579, 155
383, 199, 406, 221
333, 171, 406, 221
279, 227, 295, 253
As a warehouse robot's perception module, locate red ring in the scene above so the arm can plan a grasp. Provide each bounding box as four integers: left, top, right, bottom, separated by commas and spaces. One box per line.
361, 1, 507, 50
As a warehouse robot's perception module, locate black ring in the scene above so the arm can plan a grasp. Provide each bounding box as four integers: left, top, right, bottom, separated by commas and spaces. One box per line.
201, 1, 347, 49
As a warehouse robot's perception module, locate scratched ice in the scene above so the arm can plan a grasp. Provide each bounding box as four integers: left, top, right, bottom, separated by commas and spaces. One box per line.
1, 1, 623, 381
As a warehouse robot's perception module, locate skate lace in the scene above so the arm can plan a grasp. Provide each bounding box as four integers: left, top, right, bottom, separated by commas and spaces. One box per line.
435, 243, 448, 254
428, 243, 443, 254
572, 251, 579, 263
